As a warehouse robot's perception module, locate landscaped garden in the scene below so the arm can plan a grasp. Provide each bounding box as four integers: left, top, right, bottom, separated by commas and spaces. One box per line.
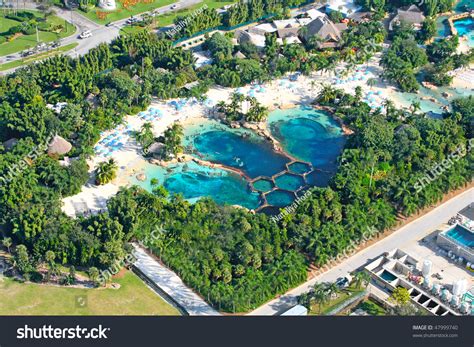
351, 299, 387, 316
119, 0, 235, 35
79, 0, 176, 24
0, 10, 75, 56
0, 270, 179, 315
309, 286, 365, 315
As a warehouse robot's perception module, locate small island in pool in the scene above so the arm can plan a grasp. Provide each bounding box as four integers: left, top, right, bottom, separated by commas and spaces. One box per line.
131, 106, 347, 212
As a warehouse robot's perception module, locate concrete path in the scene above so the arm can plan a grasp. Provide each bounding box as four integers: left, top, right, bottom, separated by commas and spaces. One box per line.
132, 244, 220, 316
249, 187, 474, 315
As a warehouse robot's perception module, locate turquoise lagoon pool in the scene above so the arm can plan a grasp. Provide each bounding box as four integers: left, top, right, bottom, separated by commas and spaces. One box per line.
131, 106, 346, 211
268, 106, 346, 175
454, 16, 474, 47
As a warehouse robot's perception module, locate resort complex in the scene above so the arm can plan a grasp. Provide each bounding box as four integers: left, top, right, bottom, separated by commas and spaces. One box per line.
0, 0, 473, 329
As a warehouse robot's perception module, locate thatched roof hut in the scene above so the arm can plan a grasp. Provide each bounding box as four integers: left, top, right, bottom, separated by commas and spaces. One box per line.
233, 51, 246, 59
147, 142, 165, 157
48, 135, 72, 155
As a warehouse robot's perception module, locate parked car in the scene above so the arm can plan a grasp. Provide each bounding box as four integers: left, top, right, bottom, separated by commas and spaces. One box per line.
126, 16, 139, 25
79, 30, 92, 39
171, 4, 177, 9
335, 275, 352, 289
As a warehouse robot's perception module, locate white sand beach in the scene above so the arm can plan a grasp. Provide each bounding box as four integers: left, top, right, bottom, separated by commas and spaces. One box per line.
61, 52, 472, 217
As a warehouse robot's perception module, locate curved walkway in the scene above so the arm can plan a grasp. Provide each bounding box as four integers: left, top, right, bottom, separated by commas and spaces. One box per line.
132, 244, 220, 316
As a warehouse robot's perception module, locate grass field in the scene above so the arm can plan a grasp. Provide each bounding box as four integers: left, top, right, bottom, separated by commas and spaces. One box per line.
0, 43, 78, 72
156, 0, 234, 27
0, 270, 180, 315
310, 287, 365, 315
119, 0, 234, 35
80, 0, 175, 24
0, 11, 75, 57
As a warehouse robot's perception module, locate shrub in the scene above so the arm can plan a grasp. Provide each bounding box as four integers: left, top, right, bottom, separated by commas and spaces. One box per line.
5, 12, 36, 22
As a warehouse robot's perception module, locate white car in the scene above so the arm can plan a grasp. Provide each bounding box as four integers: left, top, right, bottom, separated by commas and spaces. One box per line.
171, 4, 177, 9
79, 30, 92, 39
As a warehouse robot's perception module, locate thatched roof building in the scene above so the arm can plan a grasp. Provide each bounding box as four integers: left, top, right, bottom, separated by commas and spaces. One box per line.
48, 135, 72, 155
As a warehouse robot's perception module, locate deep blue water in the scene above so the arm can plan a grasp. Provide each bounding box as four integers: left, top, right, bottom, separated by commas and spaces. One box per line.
454, 17, 474, 47
193, 130, 290, 179
268, 107, 346, 173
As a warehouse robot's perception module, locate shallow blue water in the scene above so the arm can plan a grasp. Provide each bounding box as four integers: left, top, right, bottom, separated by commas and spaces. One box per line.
268, 107, 346, 173
131, 161, 261, 209
132, 107, 345, 210
456, 0, 473, 12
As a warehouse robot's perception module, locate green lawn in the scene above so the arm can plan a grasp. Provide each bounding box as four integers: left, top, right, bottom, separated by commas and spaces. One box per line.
310, 287, 365, 315
156, 0, 234, 27
80, 0, 176, 24
0, 43, 78, 72
0, 270, 180, 315
0, 11, 75, 57
119, 0, 235, 36
352, 299, 387, 316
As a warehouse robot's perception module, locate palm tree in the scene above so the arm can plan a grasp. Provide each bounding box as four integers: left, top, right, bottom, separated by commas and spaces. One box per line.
410, 101, 421, 115
312, 282, 331, 314
88, 267, 100, 286
354, 271, 371, 289
95, 159, 118, 185
326, 282, 340, 299
318, 84, 337, 104
310, 80, 317, 98
45, 250, 56, 281
367, 78, 377, 89
2, 237, 12, 253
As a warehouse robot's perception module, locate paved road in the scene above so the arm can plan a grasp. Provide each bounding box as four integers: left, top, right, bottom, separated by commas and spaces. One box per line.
0, 0, 201, 70
133, 244, 221, 316
249, 187, 474, 315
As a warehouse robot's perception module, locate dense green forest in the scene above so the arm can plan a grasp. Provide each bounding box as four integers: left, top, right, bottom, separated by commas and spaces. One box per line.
382, 23, 473, 92
0, 23, 472, 312
173, 0, 309, 39
357, 0, 455, 17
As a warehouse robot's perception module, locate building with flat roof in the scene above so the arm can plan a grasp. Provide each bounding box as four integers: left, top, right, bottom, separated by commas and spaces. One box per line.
365, 249, 472, 316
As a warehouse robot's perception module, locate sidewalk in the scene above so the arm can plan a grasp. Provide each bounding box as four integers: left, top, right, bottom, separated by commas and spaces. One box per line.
132, 244, 221, 316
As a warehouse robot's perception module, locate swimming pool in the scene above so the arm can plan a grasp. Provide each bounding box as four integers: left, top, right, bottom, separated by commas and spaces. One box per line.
380, 270, 397, 282
445, 224, 474, 248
